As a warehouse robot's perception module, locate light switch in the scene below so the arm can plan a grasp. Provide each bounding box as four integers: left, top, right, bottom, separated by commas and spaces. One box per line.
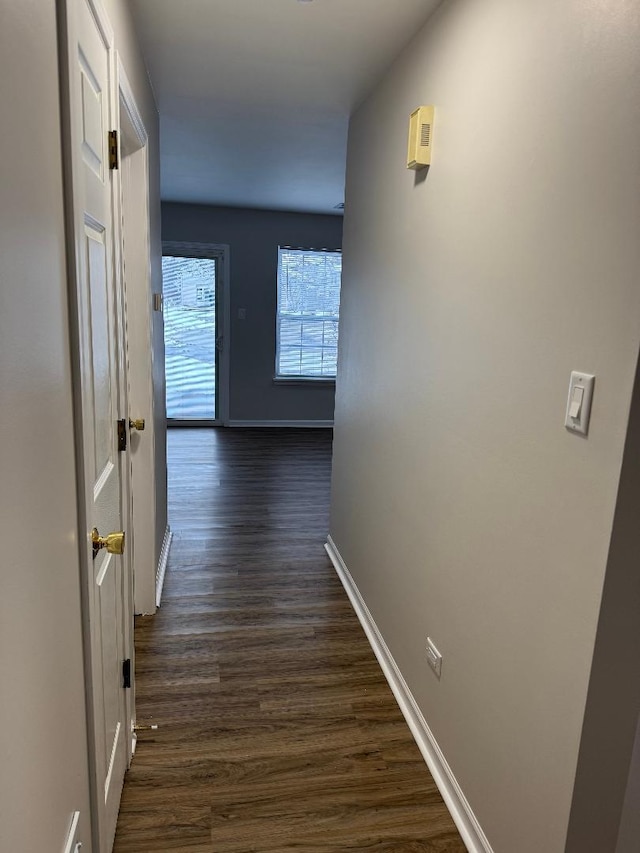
569, 385, 584, 420
565, 372, 595, 436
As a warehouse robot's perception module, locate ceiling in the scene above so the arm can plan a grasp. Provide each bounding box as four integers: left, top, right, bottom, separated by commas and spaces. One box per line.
130, 0, 441, 215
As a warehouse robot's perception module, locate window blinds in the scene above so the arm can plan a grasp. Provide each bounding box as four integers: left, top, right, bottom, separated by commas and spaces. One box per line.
276, 248, 342, 378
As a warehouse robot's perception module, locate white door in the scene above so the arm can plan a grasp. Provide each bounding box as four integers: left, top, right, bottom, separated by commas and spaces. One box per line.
61, 1, 132, 850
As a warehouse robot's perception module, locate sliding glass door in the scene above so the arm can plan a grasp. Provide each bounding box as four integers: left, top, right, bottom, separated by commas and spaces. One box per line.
162, 255, 218, 422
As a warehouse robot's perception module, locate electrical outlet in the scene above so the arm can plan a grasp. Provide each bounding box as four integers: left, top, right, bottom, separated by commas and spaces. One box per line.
426, 637, 442, 679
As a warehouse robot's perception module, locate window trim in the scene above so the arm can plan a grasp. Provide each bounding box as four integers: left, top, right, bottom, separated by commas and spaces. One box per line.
272, 375, 336, 387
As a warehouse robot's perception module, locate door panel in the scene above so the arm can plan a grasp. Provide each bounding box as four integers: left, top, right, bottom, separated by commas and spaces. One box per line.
80, 64, 104, 177
86, 223, 112, 473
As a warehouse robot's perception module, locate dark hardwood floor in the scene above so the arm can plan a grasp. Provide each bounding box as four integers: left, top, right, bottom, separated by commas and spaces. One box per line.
114, 428, 466, 852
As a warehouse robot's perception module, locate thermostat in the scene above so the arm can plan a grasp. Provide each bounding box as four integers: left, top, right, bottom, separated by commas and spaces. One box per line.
407, 105, 434, 170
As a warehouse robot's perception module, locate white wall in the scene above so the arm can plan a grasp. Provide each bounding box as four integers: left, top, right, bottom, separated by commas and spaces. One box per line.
330, 1, 640, 851
0, 1, 92, 849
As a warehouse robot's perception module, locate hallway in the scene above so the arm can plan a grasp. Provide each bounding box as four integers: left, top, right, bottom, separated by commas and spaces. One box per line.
114, 428, 465, 852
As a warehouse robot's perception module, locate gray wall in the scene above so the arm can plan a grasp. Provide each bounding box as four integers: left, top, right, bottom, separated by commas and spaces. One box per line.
162, 202, 343, 422
615, 711, 640, 853
330, 1, 640, 852
0, 1, 92, 848
566, 349, 640, 852
0, 1, 162, 849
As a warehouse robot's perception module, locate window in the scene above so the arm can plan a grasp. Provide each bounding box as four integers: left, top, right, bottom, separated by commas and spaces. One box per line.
275, 247, 342, 378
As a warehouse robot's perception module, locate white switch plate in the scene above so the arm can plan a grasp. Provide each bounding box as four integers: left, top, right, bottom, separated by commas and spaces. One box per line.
565, 371, 595, 436
426, 637, 442, 679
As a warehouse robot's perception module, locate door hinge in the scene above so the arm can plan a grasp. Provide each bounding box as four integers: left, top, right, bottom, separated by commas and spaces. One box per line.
122, 658, 132, 689
108, 130, 119, 170
117, 418, 127, 451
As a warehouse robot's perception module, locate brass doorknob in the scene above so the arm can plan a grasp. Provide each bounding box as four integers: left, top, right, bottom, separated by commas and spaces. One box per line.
129, 418, 145, 431
92, 528, 125, 559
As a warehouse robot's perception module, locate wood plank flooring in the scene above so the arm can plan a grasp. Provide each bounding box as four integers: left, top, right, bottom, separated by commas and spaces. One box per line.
114, 428, 466, 853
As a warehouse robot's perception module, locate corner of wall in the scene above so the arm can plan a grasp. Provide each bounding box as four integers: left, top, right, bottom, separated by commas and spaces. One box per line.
566, 348, 640, 852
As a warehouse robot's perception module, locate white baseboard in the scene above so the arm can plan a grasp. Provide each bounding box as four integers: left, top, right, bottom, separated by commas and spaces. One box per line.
62, 811, 81, 853
325, 535, 494, 853
155, 526, 173, 608
227, 419, 334, 428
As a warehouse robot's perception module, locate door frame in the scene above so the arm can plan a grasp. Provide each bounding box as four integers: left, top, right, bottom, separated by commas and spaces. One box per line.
116, 58, 158, 618
162, 240, 231, 426
58, 0, 135, 847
